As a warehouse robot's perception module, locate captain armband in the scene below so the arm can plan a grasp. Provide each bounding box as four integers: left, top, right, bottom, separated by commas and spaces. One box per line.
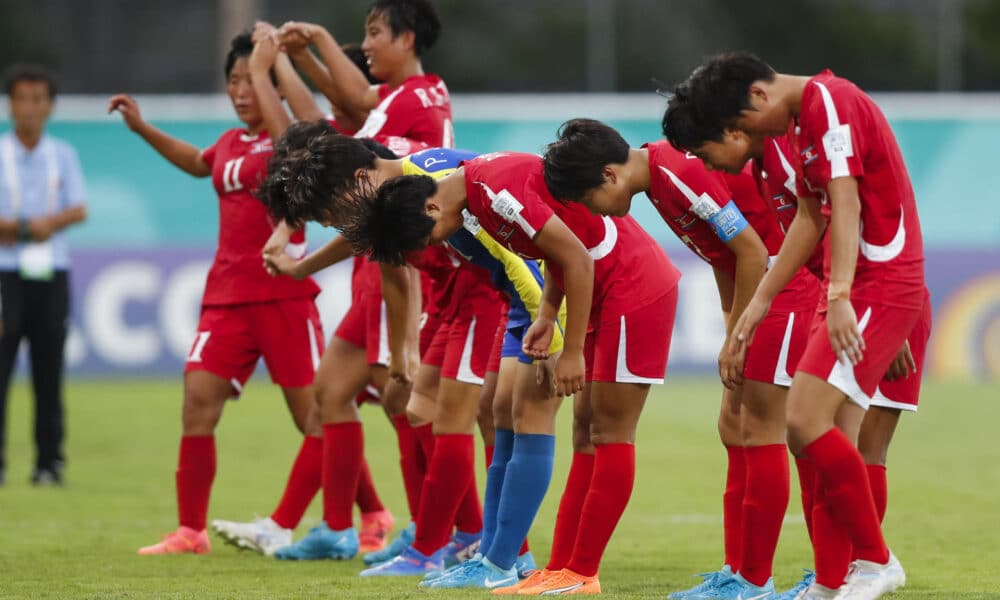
705, 200, 749, 243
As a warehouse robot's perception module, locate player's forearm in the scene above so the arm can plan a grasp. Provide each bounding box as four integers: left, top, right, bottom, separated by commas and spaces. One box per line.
297, 235, 353, 277
537, 267, 564, 323
730, 251, 768, 336
310, 29, 373, 119
380, 263, 413, 361
558, 254, 594, 353
251, 68, 293, 141
754, 199, 825, 303
134, 122, 209, 177
827, 179, 861, 300
275, 54, 325, 122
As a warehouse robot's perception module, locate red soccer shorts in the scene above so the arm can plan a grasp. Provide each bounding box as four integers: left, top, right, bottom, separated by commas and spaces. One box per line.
185, 298, 324, 396
743, 307, 816, 386
796, 298, 923, 409
333, 292, 390, 366
486, 312, 509, 374
420, 309, 443, 359
586, 287, 678, 384
870, 291, 932, 411
440, 298, 505, 385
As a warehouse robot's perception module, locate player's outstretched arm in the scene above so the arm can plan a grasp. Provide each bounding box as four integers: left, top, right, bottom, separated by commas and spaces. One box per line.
730, 195, 825, 354
264, 234, 352, 279
279, 22, 376, 123
107, 94, 210, 177
380, 263, 421, 385
248, 35, 293, 142
825, 176, 864, 365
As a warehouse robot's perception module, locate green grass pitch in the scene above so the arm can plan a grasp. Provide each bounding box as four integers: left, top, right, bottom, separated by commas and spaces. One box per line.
0, 377, 997, 598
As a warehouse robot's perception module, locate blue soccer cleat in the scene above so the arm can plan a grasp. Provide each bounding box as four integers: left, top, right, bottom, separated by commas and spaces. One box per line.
359, 545, 443, 577
442, 529, 482, 568
668, 565, 735, 599
514, 550, 537, 579
273, 523, 358, 560
732, 573, 778, 600
419, 556, 517, 589
422, 553, 481, 583
776, 570, 816, 600
363, 521, 414, 566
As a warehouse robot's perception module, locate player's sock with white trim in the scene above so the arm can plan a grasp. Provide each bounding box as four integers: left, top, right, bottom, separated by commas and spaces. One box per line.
486, 433, 555, 570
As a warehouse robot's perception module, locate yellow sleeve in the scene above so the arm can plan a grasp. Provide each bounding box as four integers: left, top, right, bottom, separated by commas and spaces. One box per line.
472, 228, 566, 356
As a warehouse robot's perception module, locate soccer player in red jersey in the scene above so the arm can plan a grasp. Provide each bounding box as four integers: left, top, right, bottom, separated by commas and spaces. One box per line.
342, 152, 681, 595
665, 96, 931, 599
109, 33, 326, 556
542, 119, 821, 599
667, 53, 927, 600
277, 0, 452, 155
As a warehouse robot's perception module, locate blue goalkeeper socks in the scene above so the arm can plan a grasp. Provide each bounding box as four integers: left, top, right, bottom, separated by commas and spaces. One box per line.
487, 433, 555, 570
479, 428, 513, 556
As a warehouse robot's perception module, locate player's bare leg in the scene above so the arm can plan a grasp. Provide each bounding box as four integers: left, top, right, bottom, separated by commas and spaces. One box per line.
138, 371, 231, 555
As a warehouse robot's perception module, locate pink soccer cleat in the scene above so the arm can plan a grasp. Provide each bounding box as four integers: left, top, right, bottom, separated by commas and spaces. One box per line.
137, 526, 211, 555
358, 509, 394, 553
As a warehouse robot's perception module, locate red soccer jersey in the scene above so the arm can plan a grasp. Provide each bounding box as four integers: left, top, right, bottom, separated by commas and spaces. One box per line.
791, 70, 925, 308
754, 135, 825, 280
462, 152, 680, 315
353, 74, 453, 157
200, 129, 320, 306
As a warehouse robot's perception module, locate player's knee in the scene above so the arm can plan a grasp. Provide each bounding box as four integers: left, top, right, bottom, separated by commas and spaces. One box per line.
181, 391, 224, 434
572, 424, 593, 453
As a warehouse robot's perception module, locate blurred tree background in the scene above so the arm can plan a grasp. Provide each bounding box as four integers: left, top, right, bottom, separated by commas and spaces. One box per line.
0, 0, 996, 93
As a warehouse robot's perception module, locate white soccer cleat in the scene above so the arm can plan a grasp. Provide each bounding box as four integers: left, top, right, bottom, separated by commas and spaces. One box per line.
211, 516, 292, 556
832, 551, 906, 600
794, 583, 840, 600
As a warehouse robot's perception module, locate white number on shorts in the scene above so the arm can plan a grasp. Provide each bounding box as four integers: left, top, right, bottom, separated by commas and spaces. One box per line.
222, 157, 245, 193
188, 331, 211, 362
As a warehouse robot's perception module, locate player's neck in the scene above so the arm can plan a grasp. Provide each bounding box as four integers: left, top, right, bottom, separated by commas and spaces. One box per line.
774, 74, 811, 117
386, 59, 424, 87
374, 158, 405, 184
14, 126, 43, 150
437, 171, 467, 216
244, 121, 266, 136
626, 148, 651, 195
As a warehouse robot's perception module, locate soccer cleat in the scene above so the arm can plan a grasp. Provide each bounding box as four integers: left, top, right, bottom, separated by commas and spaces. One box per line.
363, 521, 414, 566
359, 545, 443, 577
31, 466, 64, 486
137, 526, 211, 555
776, 570, 815, 600
422, 553, 480, 583
515, 551, 537, 579
516, 568, 601, 595
358, 509, 394, 553
792, 583, 839, 600
210, 516, 291, 556
832, 552, 905, 600
273, 522, 358, 560
420, 556, 517, 589
492, 568, 550, 595
443, 529, 482, 568
733, 573, 778, 600
668, 565, 736, 599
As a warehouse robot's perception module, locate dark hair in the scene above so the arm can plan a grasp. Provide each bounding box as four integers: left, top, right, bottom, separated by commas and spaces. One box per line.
662, 52, 776, 151
257, 120, 379, 227
368, 0, 442, 55
4, 64, 56, 99
342, 43, 380, 84
360, 137, 398, 159
542, 118, 629, 201
224, 31, 255, 78
341, 174, 437, 265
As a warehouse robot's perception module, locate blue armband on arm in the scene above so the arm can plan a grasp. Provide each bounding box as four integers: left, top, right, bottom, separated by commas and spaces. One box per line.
706, 200, 749, 242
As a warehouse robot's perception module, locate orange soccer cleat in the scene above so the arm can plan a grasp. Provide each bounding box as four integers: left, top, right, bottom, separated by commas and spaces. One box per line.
492, 569, 550, 595
358, 509, 394, 553
138, 526, 211, 555
515, 568, 601, 595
